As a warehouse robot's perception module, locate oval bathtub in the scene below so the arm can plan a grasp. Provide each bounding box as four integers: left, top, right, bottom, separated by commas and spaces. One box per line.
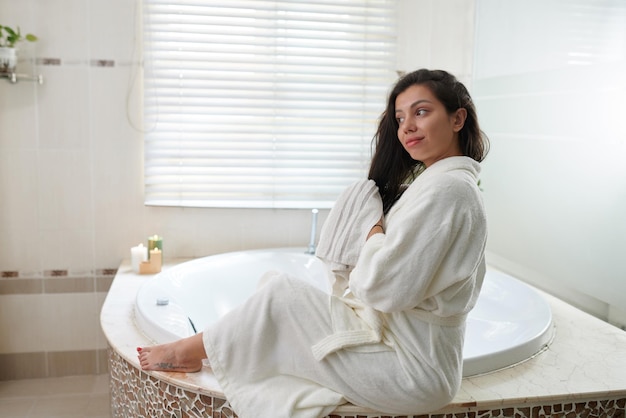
134, 248, 554, 377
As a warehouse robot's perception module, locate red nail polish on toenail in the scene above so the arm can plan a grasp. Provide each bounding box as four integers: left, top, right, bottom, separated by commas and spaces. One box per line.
137, 347, 142, 352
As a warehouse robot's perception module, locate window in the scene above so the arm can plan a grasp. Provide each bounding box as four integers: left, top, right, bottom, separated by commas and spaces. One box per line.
143, 0, 397, 208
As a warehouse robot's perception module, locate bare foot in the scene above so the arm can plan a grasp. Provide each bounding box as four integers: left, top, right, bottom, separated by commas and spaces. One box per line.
137, 333, 206, 372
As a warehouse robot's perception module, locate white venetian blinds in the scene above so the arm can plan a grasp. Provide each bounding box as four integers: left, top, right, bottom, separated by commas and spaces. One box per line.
143, 0, 397, 208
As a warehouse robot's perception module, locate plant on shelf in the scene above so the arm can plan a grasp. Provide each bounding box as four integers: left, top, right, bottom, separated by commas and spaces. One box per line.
0, 25, 38, 74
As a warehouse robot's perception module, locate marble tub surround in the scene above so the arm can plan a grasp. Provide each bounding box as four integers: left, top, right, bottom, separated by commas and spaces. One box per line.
101, 259, 626, 417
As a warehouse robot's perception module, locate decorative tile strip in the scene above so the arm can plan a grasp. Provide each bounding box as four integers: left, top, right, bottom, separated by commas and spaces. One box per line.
90, 59, 115, 67
36, 57, 61, 66
68, 269, 94, 277
2, 268, 119, 278
17, 270, 41, 278
44, 269, 68, 277
0, 268, 117, 294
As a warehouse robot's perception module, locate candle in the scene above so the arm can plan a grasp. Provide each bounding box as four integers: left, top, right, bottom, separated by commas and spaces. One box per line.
147, 235, 162, 259
140, 247, 162, 274
130, 243, 148, 273
150, 247, 162, 266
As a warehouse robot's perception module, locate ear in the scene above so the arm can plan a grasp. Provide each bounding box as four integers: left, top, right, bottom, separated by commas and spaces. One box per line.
451, 108, 467, 133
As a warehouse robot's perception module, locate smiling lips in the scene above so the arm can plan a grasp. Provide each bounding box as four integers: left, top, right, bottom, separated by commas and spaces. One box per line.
405, 137, 424, 148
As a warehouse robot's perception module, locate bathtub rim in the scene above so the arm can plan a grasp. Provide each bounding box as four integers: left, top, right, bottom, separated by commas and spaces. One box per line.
101, 255, 626, 416
132, 247, 556, 378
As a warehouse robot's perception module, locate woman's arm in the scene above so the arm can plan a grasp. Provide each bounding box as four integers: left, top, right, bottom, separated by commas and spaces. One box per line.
366, 217, 385, 240
349, 176, 486, 313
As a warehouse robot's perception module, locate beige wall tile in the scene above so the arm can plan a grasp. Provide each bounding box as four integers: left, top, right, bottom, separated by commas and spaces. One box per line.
96, 348, 109, 374
41, 294, 101, 351
37, 150, 93, 232
95, 276, 113, 292
47, 350, 97, 377
0, 294, 47, 352
0, 350, 105, 381
0, 352, 46, 380
0, 279, 43, 295
44, 277, 94, 294
33, 0, 90, 62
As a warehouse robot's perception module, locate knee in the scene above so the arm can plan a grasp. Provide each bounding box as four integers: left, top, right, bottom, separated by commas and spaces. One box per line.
257, 270, 291, 290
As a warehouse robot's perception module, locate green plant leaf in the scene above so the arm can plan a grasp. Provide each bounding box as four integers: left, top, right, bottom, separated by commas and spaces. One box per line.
4, 26, 17, 37
0, 24, 38, 47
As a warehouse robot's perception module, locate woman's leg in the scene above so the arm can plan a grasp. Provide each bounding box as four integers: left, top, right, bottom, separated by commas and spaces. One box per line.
137, 332, 207, 372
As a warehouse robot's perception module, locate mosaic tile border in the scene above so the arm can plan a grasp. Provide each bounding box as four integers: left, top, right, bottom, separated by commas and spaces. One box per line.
108, 349, 625, 418
109, 349, 235, 418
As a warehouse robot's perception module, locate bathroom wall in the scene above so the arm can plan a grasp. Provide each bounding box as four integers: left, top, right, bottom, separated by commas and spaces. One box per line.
0, 0, 477, 379
473, 0, 626, 327
396, 0, 476, 84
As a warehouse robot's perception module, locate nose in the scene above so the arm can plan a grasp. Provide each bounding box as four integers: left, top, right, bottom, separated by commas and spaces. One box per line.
401, 117, 416, 133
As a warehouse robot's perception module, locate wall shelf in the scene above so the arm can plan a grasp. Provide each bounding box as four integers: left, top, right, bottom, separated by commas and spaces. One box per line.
0, 71, 43, 84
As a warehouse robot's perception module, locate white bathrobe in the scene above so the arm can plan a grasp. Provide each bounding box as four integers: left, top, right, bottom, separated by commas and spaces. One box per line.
202, 156, 487, 418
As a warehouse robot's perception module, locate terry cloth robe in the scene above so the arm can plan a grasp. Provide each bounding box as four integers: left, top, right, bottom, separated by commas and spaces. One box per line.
315, 179, 384, 295
202, 156, 488, 418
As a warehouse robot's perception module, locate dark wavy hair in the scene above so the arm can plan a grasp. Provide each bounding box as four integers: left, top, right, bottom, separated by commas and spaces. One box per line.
368, 69, 489, 212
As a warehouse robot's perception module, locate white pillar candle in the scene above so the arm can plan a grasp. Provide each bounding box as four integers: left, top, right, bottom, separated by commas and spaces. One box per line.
131, 243, 148, 273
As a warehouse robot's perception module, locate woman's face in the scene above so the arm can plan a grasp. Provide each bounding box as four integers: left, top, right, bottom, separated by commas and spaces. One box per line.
394, 84, 466, 167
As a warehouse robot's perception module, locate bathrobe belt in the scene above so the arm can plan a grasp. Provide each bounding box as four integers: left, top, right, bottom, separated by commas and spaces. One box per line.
311, 295, 468, 361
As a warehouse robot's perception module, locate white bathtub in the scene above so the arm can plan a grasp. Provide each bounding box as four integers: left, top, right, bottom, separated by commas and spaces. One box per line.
134, 248, 554, 377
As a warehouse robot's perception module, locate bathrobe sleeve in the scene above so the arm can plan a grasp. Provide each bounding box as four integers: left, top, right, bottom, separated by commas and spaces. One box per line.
348, 170, 487, 314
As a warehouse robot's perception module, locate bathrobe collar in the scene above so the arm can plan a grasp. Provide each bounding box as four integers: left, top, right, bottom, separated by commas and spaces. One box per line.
419, 156, 481, 181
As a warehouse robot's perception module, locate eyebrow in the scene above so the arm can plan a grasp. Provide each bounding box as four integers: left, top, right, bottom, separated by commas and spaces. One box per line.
395, 99, 433, 114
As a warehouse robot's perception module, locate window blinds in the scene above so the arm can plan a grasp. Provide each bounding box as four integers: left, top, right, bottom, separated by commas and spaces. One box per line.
143, 0, 397, 208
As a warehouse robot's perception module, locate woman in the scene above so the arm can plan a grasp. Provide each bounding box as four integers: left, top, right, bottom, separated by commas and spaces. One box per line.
138, 69, 489, 417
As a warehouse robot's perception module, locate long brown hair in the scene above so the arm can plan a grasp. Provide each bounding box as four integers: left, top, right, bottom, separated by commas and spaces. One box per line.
368, 69, 489, 212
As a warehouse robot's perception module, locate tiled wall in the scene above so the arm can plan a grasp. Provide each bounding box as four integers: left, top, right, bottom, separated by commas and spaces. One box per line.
0, 0, 476, 379
396, 0, 475, 85
473, 0, 626, 326
0, 269, 114, 380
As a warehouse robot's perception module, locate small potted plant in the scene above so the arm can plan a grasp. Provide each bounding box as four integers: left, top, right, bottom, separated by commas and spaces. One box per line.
0, 24, 38, 74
